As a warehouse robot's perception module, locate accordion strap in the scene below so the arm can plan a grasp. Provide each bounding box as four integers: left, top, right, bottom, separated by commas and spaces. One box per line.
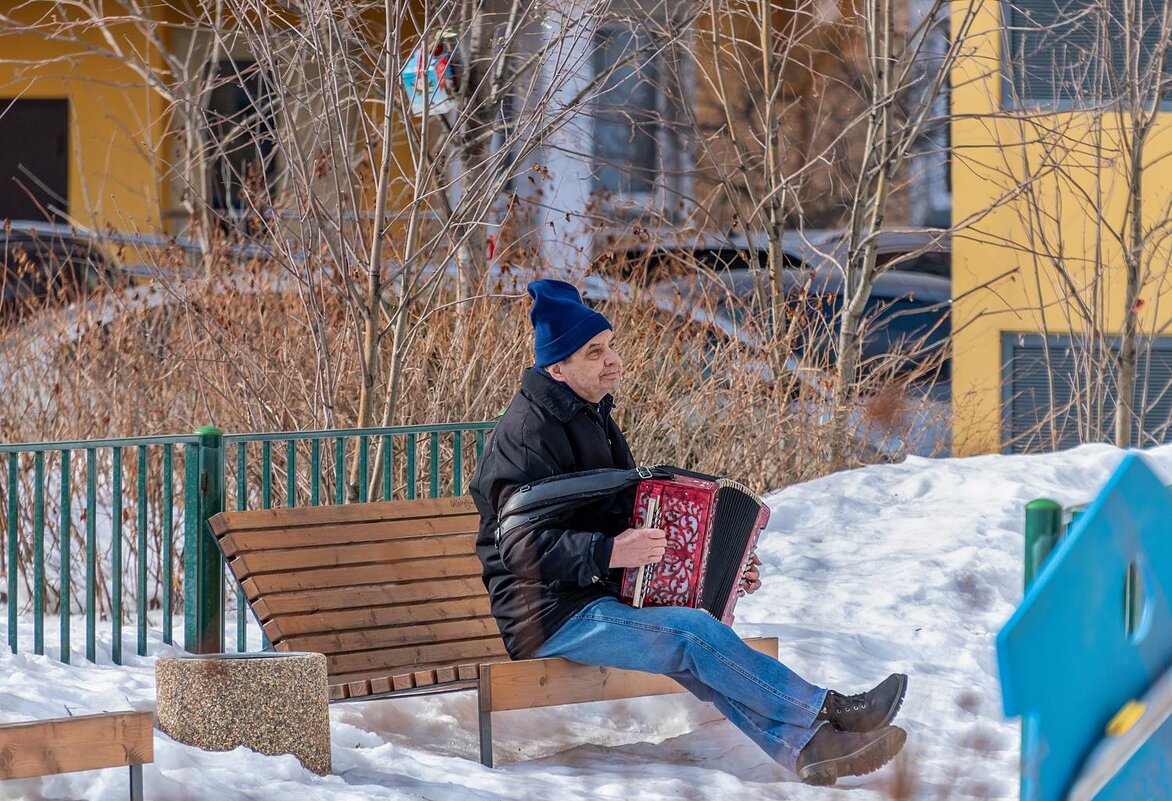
496, 466, 671, 545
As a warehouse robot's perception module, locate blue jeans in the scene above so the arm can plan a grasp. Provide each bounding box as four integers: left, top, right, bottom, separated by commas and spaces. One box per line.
533, 597, 828, 771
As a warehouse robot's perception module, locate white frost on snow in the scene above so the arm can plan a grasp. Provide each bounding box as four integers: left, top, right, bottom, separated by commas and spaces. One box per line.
3, 443, 1170, 800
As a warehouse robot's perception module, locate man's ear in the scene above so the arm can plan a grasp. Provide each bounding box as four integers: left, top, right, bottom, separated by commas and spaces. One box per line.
547, 361, 566, 381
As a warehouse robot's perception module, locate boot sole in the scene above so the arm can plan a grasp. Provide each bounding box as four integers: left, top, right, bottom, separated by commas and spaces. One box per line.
797, 726, 907, 787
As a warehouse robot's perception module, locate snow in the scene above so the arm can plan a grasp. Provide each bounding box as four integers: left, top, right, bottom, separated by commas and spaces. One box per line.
3, 443, 1170, 800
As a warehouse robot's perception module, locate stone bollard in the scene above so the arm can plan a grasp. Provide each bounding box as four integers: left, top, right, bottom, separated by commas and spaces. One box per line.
155, 651, 331, 775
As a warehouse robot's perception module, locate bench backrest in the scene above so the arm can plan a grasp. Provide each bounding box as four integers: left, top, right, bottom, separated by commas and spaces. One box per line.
209, 496, 508, 700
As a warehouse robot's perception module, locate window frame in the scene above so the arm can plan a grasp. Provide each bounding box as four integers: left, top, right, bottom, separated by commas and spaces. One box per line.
1000, 331, 1172, 453
589, 23, 692, 220
999, 0, 1172, 111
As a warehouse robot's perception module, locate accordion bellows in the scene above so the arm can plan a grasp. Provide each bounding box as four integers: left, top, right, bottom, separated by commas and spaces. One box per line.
619, 468, 770, 624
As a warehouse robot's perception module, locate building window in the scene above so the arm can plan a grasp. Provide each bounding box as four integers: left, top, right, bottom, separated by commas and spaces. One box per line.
0, 99, 69, 223
1003, 0, 1172, 108
205, 60, 278, 219
1001, 332, 1172, 453
591, 27, 663, 200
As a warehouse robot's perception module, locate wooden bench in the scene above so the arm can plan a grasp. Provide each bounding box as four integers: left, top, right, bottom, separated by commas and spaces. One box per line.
208, 496, 778, 767
0, 711, 153, 799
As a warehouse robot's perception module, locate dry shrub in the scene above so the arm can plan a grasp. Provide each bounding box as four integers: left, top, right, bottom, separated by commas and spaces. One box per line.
0, 251, 947, 613
0, 250, 948, 488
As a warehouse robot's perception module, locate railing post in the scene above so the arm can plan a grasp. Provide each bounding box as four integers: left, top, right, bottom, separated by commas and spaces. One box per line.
185, 426, 224, 654
1023, 498, 1063, 589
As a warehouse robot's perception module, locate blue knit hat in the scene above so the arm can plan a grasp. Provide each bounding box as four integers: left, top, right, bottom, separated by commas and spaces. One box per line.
527, 279, 612, 367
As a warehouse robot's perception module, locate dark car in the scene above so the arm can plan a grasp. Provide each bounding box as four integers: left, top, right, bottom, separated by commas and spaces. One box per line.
591, 230, 828, 281
807, 228, 951, 278
0, 221, 134, 320
652, 265, 951, 382
636, 269, 952, 457
592, 227, 951, 281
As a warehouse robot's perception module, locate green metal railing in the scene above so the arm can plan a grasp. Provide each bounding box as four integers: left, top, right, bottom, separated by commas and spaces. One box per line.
1, 421, 495, 665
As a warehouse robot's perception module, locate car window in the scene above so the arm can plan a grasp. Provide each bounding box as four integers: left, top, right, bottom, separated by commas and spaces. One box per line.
1, 233, 113, 317
1, 239, 48, 293
868, 298, 948, 351
862, 297, 950, 378
878, 250, 950, 278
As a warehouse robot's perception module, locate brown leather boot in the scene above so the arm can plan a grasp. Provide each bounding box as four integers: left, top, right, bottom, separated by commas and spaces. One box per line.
816, 673, 908, 732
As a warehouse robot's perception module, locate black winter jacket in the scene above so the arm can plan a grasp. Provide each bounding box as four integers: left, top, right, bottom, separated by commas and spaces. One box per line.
470, 368, 636, 659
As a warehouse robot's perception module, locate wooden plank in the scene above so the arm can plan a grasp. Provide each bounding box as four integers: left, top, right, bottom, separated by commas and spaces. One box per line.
347, 679, 372, 698
392, 674, 414, 691
218, 515, 479, 558
328, 684, 348, 701
326, 636, 508, 676
281, 617, 501, 656
251, 577, 488, 621
263, 595, 493, 641
413, 669, 439, 688
436, 666, 457, 684
0, 711, 154, 780
229, 534, 477, 579
481, 637, 779, 712
208, 496, 477, 537
239, 555, 483, 595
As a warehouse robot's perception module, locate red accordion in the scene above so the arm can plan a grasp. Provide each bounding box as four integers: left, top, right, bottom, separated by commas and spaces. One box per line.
618, 468, 770, 624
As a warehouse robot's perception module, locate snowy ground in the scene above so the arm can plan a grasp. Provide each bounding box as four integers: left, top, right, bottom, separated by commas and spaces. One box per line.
3, 443, 1170, 801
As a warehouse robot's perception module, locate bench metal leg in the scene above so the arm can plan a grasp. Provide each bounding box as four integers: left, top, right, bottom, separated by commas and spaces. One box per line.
478, 709, 493, 768
129, 764, 144, 800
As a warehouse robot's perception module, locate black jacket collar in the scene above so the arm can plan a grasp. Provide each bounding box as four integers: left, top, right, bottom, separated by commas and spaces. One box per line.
521, 367, 614, 424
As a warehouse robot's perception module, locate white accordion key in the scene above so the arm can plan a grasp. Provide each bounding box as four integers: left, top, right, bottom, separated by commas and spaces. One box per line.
631, 495, 660, 608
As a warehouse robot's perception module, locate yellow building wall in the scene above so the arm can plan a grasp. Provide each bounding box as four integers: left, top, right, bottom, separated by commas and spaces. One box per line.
0, 1, 423, 238
0, 2, 168, 231
950, 0, 1172, 455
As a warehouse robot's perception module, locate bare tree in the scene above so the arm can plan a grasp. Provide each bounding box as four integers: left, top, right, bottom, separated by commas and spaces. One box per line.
996, 0, 1172, 450
655, 0, 981, 464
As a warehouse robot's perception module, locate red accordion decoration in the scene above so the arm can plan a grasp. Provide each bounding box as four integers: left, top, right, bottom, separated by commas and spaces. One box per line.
618, 470, 770, 624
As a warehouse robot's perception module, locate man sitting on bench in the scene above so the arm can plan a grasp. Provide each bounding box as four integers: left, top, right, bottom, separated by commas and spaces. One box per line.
469, 279, 909, 787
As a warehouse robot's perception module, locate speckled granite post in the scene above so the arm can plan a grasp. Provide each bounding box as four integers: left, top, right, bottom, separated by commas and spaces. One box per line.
155, 651, 331, 775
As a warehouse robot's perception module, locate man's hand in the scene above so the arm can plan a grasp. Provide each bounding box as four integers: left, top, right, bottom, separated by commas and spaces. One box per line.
608, 527, 667, 568
738, 552, 762, 596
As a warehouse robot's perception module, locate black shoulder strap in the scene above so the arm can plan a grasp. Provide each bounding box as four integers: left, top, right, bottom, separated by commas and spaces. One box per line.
496, 466, 671, 543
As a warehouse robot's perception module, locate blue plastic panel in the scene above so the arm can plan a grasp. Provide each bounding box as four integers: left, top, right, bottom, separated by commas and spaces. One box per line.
997, 454, 1172, 801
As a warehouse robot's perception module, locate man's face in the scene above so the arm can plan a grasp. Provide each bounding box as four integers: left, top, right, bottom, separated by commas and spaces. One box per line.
547, 329, 621, 404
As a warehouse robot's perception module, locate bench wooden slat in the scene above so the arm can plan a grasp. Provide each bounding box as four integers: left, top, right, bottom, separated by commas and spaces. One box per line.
217, 515, 480, 557
240, 555, 482, 595
0, 711, 153, 780
229, 534, 477, 579
280, 617, 500, 655
481, 637, 780, 712
263, 595, 494, 641
325, 636, 508, 675
251, 577, 489, 621
209, 496, 477, 537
